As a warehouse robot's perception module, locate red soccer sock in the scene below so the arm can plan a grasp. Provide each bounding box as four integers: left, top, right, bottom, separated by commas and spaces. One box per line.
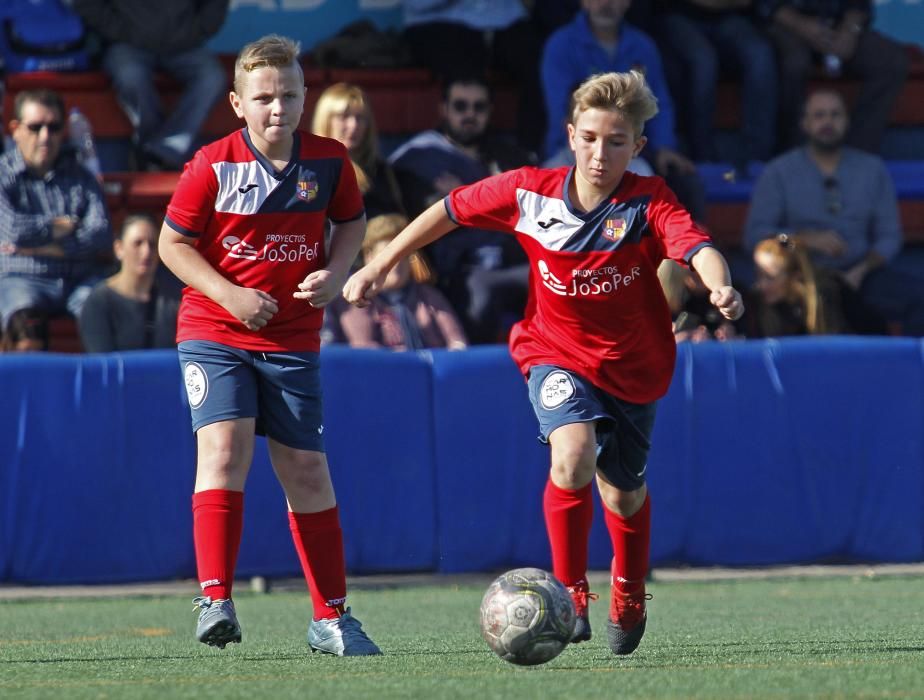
192, 489, 244, 601
603, 492, 651, 593
289, 507, 347, 620
543, 479, 594, 588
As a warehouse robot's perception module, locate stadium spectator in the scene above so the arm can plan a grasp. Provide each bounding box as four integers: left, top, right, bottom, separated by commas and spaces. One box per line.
759, 0, 908, 153
157, 35, 380, 655
0, 308, 49, 352
389, 74, 536, 344
333, 213, 467, 351
72, 0, 229, 170
311, 82, 405, 219
0, 88, 111, 335
541, 0, 707, 222
345, 70, 744, 656
533, 0, 657, 37
658, 260, 741, 342
747, 233, 885, 337
402, 0, 546, 154
745, 89, 924, 335
79, 214, 180, 352
650, 0, 777, 165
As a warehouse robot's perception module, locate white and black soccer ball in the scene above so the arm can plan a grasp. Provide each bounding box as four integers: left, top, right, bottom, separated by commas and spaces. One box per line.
479, 567, 576, 666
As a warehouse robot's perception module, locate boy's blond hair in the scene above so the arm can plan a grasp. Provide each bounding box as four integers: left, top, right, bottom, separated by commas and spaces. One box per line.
569, 70, 659, 138
234, 34, 304, 94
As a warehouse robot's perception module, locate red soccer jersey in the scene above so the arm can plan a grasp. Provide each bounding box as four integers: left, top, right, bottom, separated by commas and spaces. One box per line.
165, 129, 363, 351
447, 166, 712, 403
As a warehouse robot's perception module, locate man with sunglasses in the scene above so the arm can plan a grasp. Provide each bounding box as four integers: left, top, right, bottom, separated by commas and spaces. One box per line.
745, 89, 924, 335
389, 76, 537, 343
0, 89, 112, 338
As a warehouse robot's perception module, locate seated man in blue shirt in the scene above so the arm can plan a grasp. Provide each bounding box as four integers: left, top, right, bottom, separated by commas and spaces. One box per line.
541, 0, 706, 222
745, 89, 924, 335
0, 89, 112, 335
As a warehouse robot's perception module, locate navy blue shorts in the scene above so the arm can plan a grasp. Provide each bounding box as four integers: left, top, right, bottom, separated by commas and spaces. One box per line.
526, 364, 657, 491
177, 340, 325, 452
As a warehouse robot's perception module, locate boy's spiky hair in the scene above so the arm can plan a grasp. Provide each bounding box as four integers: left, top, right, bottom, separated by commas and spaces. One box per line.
570, 70, 659, 138
234, 34, 303, 94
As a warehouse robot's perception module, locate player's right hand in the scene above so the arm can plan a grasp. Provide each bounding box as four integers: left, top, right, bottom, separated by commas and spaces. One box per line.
343, 265, 386, 308
224, 287, 279, 330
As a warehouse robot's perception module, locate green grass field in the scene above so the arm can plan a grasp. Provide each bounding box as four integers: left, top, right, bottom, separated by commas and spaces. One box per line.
2, 574, 923, 699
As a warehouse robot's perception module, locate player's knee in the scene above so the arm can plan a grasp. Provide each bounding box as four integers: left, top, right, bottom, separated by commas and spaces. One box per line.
549, 442, 596, 489
196, 447, 249, 488
277, 451, 332, 496
598, 481, 647, 518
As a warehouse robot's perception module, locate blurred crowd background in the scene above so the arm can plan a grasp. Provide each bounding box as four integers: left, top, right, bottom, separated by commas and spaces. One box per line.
1, 0, 922, 355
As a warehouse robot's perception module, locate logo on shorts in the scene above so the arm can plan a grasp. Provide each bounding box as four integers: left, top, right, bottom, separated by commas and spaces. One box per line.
184, 362, 208, 409
540, 371, 575, 409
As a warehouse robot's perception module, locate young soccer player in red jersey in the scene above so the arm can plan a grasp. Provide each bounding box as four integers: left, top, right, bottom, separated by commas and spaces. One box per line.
344, 70, 744, 656
158, 34, 380, 656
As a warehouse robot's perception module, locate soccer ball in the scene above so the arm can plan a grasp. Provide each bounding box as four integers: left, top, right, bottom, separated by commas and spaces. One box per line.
479, 567, 576, 666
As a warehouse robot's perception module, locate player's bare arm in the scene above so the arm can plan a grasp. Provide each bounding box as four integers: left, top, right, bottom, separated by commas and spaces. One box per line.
690, 246, 745, 321
158, 223, 279, 330
343, 200, 456, 307
294, 215, 366, 308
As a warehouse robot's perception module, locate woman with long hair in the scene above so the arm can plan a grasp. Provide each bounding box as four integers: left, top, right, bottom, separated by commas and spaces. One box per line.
750, 234, 885, 337
311, 82, 405, 218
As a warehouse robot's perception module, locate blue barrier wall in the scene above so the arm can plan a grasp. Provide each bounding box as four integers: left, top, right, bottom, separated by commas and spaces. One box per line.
1, 338, 922, 584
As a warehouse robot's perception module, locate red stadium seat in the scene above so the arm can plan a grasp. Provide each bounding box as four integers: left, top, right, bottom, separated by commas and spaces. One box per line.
47, 315, 83, 354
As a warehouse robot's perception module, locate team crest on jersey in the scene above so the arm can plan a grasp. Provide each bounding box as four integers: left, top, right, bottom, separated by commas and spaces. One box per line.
296, 170, 319, 202
602, 218, 627, 242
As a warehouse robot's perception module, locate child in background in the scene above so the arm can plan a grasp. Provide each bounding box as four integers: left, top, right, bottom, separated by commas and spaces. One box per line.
335, 213, 466, 350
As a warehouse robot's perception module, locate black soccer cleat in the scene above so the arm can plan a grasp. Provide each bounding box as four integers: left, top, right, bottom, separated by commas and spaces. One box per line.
606, 585, 651, 655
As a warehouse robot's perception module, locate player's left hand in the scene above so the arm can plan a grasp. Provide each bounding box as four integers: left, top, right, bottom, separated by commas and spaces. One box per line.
294, 269, 343, 308
710, 285, 744, 321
